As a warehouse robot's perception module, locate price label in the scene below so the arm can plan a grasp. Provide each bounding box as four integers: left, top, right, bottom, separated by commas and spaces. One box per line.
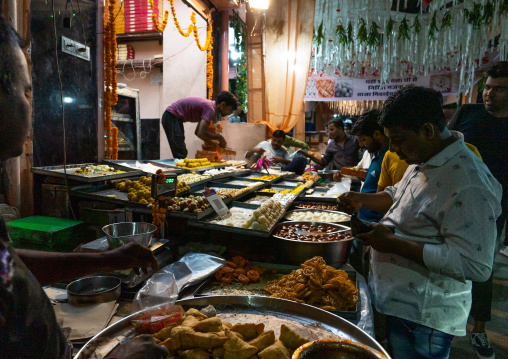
203, 188, 230, 219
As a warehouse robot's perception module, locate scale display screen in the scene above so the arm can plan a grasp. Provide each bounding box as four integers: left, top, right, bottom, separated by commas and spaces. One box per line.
166, 178, 175, 184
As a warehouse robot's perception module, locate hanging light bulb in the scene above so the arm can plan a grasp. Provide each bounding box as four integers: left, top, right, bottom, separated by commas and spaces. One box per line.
250, 0, 269, 10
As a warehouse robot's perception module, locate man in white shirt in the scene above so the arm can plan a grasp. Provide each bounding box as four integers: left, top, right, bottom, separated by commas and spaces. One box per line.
337, 86, 502, 359
245, 130, 306, 174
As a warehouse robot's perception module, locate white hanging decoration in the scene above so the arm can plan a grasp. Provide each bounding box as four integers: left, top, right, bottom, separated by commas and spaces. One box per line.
312, 0, 505, 93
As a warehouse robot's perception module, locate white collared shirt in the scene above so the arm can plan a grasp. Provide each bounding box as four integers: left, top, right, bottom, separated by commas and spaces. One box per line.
370, 131, 502, 336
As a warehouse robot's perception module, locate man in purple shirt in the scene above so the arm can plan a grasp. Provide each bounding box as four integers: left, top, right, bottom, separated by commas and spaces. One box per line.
161, 91, 238, 158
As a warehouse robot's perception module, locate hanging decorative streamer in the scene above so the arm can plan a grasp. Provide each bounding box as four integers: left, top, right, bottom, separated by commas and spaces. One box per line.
104, 0, 119, 159
328, 100, 385, 117
312, 0, 507, 95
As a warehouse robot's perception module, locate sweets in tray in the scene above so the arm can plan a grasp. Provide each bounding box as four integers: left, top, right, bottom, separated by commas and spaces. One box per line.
209, 199, 284, 231
340, 166, 368, 179
204, 256, 358, 312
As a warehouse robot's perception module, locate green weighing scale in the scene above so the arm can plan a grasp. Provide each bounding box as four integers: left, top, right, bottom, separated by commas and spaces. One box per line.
151, 172, 178, 198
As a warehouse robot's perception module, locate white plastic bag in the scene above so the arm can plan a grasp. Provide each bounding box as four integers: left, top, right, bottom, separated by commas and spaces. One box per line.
132, 272, 179, 313
326, 177, 351, 196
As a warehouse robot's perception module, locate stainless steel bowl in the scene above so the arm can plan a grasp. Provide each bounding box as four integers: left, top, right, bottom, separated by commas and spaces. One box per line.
102, 222, 157, 249
67, 276, 121, 305
283, 209, 351, 225
293, 339, 388, 359
273, 222, 353, 267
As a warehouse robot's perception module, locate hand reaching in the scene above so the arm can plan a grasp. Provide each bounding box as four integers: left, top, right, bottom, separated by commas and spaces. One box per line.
108, 242, 158, 276
108, 334, 168, 359
336, 192, 362, 214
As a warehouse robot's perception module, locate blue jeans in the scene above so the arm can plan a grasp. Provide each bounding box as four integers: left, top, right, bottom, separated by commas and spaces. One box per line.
386, 316, 454, 359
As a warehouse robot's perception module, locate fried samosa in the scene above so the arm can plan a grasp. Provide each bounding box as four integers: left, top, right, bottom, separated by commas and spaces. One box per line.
181, 315, 201, 328
279, 324, 309, 350
153, 324, 176, 341
223, 336, 259, 359
186, 331, 229, 350
258, 340, 290, 359
184, 308, 209, 320
193, 316, 223, 333
178, 348, 210, 359
248, 330, 275, 352
169, 325, 195, 350
159, 337, 178, 352
231, 323, 265, 340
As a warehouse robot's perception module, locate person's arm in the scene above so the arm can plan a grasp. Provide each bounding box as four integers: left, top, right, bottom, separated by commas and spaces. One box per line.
421, 187, 499, 282
15, 242, 158, 286
272, 157, 291, 165
336, 190, 394, 215
357, 223, 425, 266
360, 186, 500, 283
300, 150, 327, 167
195, 120, 226, 147
284, 136, 309, 150
245, 145, 266, 159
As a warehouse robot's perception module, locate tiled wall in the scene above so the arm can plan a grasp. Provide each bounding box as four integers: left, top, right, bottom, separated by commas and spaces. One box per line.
31, 0, 98, 166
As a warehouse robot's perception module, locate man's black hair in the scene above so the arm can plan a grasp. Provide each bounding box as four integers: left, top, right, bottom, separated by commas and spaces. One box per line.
0, 16, 24, 94
272, 130, 286, 139
328, 118, 344, 130
216, 91, 238, 110
350, 109, 383, 137
379, 85, 446, 132
486, 61, 508, 79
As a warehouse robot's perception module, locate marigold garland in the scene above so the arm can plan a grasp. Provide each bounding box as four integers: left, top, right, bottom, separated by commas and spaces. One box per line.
149, 0, 169, 32
104, 0, 119, 159
152, 170, 169, 237
151, 0, 213, 98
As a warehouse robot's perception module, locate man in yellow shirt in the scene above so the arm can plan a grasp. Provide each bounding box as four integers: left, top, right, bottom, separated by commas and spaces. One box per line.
377, 143, 482, 192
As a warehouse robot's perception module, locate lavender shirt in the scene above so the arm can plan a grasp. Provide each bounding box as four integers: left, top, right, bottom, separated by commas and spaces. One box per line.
166, 97, 216, 123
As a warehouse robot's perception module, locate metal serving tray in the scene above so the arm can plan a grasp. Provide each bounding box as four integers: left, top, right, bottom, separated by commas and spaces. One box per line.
102, 160, 187, 174
153, 159, 231, 172
193, 263, 360, 320
247, 174, 283, 183
299, 187, 339, 203
31, 163, 143, 183
74, 296, 389, 359
293, 202, 340, 210
70, 184, 151, 212
188, 202, 285, 238
283, 209, 351, 225
272, 221, 351, 239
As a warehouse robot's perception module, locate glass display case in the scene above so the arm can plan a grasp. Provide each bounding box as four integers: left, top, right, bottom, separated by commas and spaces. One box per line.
109, 87, 141, 159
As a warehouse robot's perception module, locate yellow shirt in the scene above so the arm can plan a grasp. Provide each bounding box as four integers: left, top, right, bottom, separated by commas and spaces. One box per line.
378, 143, 482, 188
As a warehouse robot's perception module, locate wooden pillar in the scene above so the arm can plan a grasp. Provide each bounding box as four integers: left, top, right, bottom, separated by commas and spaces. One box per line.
220, 10, 229, 92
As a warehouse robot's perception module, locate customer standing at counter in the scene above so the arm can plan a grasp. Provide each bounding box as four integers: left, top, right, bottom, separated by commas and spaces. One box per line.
161, 91, 238, 158
300, 118, 359, 170
448, 61, 508, 359
0, 17, 167, 359
337, 86, 502, 359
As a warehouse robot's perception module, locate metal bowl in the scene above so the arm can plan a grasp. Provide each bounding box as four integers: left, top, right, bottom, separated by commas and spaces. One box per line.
283, 209, 351, 225
102, 222, 157, 249
293, 339, 388, 359
272, 222, 353, 267
67, 276, 121, 305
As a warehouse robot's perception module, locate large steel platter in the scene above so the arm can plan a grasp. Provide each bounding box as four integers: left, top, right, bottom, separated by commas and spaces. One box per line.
74, 295, 389, 358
